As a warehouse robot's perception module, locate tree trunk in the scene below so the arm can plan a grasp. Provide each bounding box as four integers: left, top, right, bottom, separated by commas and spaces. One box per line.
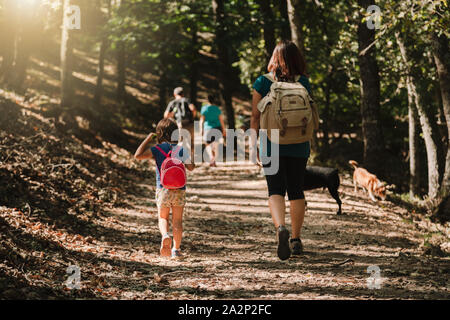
117, 42, 126, 102
94, 0, 112, 105
60, 0, 75, 109
189, 24, 199, 108
278, 0, 291, 41
259, 0, 276, 64
407, 77, 421, 197
158, 61, 168, 115
397, 32, 441, 199
116, 0, 127, 102
212, 0, 235, 129
357, 0, 384, 174
0, 0, 17, 81
321, 80, 331, 157
9, 26, 34, 89
319, 8, 333, 158
432, 33, 450, 193
95, 38, 108, 105
7, 0, 41, 89
432, 194, 450, 223
286, 0, 305, 55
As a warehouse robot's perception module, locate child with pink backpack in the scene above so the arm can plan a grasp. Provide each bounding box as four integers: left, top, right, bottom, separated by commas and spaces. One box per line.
134, 118, 195, 258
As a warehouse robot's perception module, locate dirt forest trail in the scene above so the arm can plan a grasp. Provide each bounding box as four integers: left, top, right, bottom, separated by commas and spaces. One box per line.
99, 161, 450, 300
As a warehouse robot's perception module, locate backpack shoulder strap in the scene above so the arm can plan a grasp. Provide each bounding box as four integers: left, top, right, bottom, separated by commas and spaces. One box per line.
263, 73, 275, 82
171, 145, 182, 158
155, 145, 170, 158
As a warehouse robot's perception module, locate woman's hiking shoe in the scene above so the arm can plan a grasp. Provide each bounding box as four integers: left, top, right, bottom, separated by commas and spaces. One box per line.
277, 226, 291, 260
290, 238, 303, 255
160, 234, 172, 257
171, 248, 183, 259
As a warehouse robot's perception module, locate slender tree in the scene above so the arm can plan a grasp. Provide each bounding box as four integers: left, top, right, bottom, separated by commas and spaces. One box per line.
212, 0, 235, 129
286, 0, 305, 55
158, 68, 168, 113
397, 32, 441, 199
278, 0, 291, 41
316, 4, 336, 157
259, 0, 276, 64
95, 0, 112, 105
9, 3, 39, 89
357, 0, 385, 173
407, 77, 421, 197
189, 23, 199, 108
116, 0, 127, 102
431, 33, 450, 193
0, 0, 17, 81
60, 0, 75, 109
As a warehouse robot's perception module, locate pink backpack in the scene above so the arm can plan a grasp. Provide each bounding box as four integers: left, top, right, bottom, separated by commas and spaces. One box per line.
155, 145, 186, 189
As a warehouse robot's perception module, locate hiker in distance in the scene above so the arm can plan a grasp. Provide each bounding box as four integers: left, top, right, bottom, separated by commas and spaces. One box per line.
164, 87, 197, 158
200, 94, 227, 167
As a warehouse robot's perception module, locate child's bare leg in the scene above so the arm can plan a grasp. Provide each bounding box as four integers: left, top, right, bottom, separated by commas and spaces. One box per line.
172, 206, 184, 250
158, 206, 172, 257
205, 144, 214, 163
212, 141, 219, 162
158, 207, 170, 236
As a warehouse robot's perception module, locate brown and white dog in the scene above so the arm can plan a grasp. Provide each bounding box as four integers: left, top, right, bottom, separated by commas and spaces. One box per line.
349, 160, 386, 202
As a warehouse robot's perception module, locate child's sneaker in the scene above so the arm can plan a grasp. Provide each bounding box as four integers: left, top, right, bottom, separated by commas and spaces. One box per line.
171, 248, 183, 259
160, 233, 172, 257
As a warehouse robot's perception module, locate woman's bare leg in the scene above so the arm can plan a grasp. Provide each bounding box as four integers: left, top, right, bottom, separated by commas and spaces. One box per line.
290, 199, 305, 239
268, 195, 286, 228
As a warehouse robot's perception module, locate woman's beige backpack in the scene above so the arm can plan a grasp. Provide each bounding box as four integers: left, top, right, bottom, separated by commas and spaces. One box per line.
257, 73, 319, 145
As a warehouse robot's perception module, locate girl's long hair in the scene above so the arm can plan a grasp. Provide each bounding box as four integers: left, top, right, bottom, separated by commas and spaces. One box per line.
155, 118, 178, 144
268, 40, 307, 82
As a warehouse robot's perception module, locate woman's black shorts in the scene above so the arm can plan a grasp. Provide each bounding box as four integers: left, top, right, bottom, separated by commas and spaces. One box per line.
263, 156, 308, 200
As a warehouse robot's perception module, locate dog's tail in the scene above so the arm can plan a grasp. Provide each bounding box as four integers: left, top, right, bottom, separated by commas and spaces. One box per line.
349, 160, 359, 169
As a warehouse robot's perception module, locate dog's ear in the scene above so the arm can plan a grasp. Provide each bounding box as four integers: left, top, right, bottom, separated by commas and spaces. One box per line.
385, 184, 395, 190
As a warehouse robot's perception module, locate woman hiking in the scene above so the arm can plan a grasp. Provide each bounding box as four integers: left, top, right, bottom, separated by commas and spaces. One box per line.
250, 40, 319, 260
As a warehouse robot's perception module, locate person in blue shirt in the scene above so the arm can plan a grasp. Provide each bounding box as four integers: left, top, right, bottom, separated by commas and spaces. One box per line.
251, 40, 315, 260
200, 94, 227, 167
134, 118, 195, 259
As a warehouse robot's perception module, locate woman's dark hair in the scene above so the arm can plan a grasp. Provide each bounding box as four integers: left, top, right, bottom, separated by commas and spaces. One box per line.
207, 94, 217, 105
268, 40, 307, 82
155, 118, 179, 144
